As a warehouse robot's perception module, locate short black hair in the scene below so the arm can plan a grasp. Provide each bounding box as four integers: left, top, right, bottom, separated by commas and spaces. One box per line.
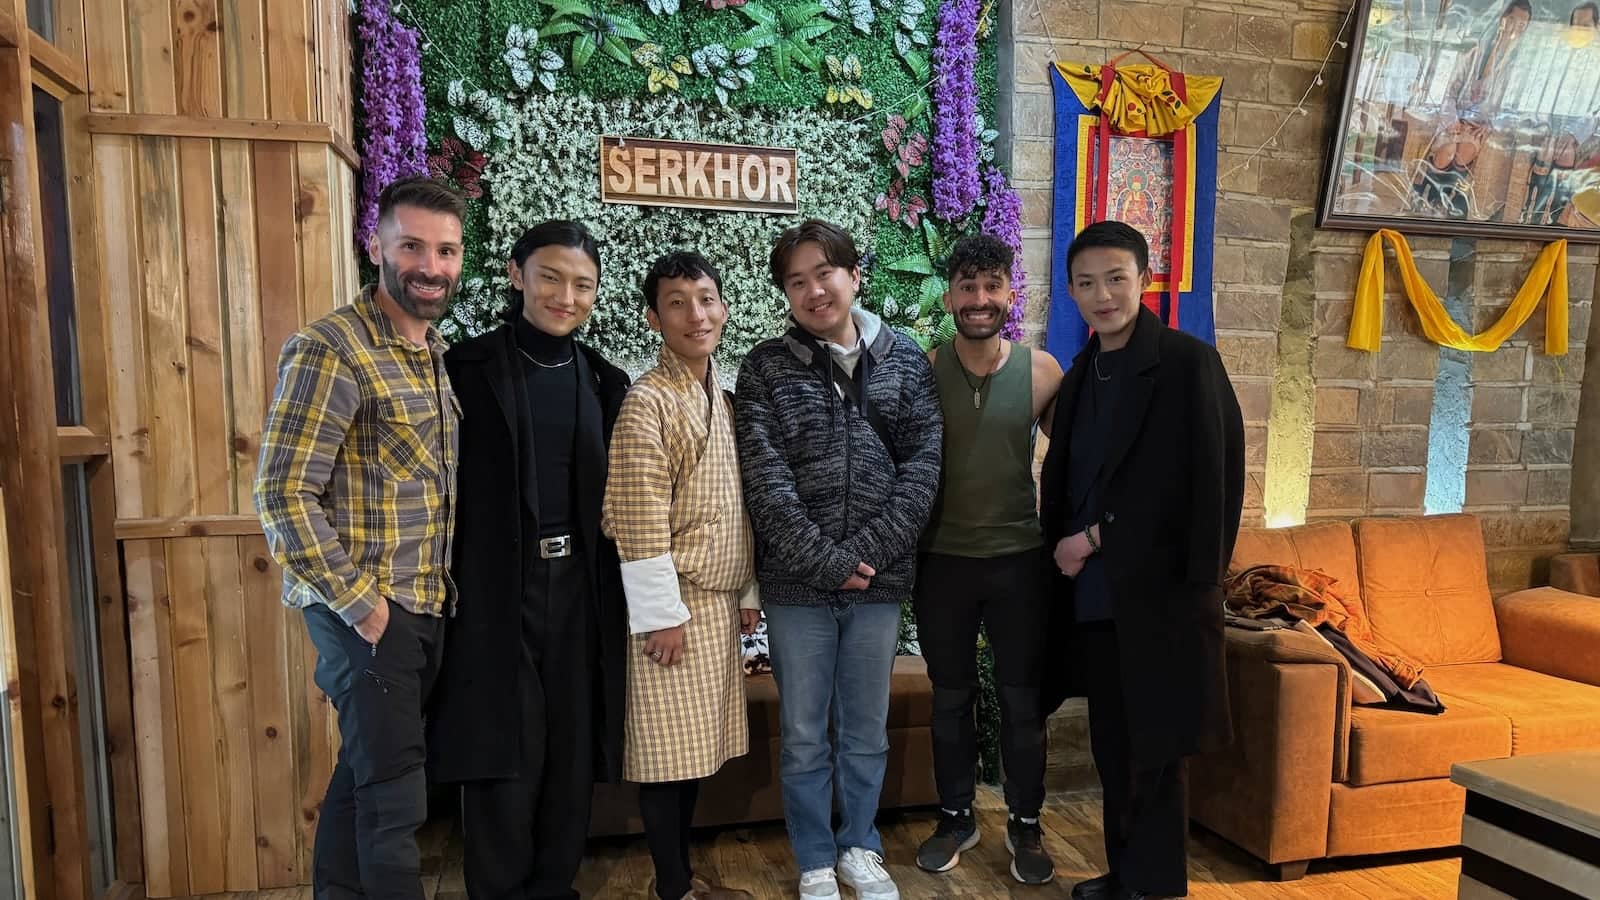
946, 233, 1014, 283
377, 175, 467, 231
1572, 1, 1597, 23
1066, 221, 1150, 279
642, 251, 724, 312
769, 219, 860, 290
502, 220, 602, 321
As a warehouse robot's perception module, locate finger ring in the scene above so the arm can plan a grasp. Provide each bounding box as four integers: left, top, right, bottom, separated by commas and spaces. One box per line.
650, 650, 662, 660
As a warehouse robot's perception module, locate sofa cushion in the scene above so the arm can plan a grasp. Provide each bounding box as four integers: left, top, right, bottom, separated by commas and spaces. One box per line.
1345, 694, 1510, 786
1426, 662, 1600, 756
1354, 515, 1501, 666
1230, 520, 1365, 621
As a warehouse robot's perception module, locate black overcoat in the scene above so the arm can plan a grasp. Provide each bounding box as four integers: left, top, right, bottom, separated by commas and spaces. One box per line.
1039, 307, 1245, 768
426, 323, 631, 784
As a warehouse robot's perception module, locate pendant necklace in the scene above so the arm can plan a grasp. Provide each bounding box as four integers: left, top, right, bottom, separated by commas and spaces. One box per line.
957, 342, 1003, 409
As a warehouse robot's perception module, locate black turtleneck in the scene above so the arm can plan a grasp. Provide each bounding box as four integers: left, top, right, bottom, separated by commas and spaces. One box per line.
515, 317, 578, 535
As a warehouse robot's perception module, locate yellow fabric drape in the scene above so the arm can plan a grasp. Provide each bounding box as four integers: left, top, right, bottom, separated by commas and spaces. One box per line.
1054, 62, 1223, 136
1348, 229, 1569, 356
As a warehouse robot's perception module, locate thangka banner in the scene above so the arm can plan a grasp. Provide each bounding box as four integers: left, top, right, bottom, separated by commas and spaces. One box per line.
1047, 61, 1223, 360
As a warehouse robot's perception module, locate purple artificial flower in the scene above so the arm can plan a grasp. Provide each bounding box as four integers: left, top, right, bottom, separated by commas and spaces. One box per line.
356, 0, 429, 251
981, 165, 1027, 341
932, 0, 980, 221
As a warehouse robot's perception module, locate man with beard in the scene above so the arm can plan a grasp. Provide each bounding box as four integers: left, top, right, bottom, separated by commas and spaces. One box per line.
255, 175, 466, 900
912, 234, 1063, 885
426, 220, 631, 899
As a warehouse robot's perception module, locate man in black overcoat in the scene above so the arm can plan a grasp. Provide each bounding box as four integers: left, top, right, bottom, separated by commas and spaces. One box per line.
426, 221, 630, 900
1039, 221, 1245, 900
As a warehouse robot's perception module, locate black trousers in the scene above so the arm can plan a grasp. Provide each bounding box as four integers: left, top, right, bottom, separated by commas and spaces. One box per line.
1072, 622, 1189, 897
461, 553, 596, 900
913, 549, 1050, 818
638, 779, 701, 900
303, 600, 446, 900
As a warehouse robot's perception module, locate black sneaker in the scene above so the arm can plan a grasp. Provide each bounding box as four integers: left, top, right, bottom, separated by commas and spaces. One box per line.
915, 809, 979, 872
1005, 815, 1055, 884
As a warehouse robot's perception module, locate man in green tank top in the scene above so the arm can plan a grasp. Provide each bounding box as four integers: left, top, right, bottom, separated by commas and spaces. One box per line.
912, 234, 1064, 885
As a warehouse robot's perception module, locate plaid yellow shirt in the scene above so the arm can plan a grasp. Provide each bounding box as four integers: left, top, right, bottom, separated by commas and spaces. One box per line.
254, 286, 460, 626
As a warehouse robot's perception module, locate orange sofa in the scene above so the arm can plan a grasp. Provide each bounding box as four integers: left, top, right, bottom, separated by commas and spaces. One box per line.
1189, 514, 1600, 880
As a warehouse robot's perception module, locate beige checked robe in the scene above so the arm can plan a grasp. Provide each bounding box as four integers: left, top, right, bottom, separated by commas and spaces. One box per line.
601, 346, 757, 782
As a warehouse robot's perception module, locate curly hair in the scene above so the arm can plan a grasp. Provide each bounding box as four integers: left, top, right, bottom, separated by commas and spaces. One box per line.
945, 232, 1014, 283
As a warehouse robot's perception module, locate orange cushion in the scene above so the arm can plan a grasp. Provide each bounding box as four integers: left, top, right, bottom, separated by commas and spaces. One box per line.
1231, 521, 1365, 621
1354, 515, 1501, 666
1345, 694, 1510, 786
1426, 663, 1600, 756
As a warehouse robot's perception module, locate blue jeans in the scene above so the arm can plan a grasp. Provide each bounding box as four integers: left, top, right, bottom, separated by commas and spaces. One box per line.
764, 600, 901, 874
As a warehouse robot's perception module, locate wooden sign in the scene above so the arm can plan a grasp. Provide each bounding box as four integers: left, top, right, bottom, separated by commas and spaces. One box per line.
600, 136, 799, 214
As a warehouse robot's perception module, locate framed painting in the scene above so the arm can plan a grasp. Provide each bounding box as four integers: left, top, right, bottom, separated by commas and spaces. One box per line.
1320, 0, 1600, 242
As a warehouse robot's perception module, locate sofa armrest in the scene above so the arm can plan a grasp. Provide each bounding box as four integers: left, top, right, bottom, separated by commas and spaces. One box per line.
1222, 626, 1353, 781
1550, 553, 1600, 597
1188, 626, 1350, 868
1495, 587, 1600, 686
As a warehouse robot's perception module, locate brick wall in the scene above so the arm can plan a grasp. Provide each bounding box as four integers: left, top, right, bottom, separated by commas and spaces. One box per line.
1008, 0, 1597, 596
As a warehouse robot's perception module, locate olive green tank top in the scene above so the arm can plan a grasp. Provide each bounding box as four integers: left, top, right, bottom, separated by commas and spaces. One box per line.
922, 343, 1044, 557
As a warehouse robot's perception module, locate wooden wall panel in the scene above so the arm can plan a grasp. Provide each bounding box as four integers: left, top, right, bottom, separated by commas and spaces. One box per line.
166, 539, 224, 895
240, 535, 299, 887
220, 139, 263, 515
220, 0, 267, 119
102, 136, 354, 894
179, 137, 232, 516
173, 0, 222, 117
124, 540, 188, 898
125, 0, 176, 115
86, 0, 133, 112
136, 135, 198, 519
80, 0, 359, 892
264, 0, 314, 123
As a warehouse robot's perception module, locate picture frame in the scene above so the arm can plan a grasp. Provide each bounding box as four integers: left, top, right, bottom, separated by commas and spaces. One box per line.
1319, 0, 1600, 243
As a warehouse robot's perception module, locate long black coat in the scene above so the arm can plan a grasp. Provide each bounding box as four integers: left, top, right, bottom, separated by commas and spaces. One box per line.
426, 324, 631, 784
1039, 307, 1245, 768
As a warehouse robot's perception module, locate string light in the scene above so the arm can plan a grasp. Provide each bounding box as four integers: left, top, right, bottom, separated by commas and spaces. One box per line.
1025, 0, 1359, 184
1221, 1, 1358, 182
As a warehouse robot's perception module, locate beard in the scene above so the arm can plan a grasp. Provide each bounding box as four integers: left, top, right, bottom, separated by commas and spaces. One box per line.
380, 255, 457, 322
954, 303, 1007, 339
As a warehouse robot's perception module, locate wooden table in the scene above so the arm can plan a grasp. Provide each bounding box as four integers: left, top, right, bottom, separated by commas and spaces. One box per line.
1450, 751, 1600, 899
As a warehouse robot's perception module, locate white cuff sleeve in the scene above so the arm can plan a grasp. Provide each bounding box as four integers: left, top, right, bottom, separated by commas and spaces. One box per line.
619, 553, 691, 635
738, 579, 761, 611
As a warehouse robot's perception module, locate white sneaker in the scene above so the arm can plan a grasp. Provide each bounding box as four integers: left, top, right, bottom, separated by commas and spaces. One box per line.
798, 866, 841, 900
837, 848, 899, 900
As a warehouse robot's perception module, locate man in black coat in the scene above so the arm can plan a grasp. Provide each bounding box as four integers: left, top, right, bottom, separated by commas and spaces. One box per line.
426, 221, 630, 900
1039, 221, 1245, 900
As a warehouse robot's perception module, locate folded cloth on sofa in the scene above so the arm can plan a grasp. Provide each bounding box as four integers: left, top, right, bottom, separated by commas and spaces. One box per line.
1224, 564, 1427, 690
1311, 622, 1444, 713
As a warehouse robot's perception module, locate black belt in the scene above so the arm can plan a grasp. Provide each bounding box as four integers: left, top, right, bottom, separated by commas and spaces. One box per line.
538, 534, 573, 559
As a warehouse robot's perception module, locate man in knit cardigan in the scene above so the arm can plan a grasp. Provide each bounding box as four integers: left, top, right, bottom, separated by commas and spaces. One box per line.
735, 219, 943, 900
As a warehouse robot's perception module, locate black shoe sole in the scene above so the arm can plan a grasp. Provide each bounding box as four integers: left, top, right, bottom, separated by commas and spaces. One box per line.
1003, 832, 1056, 885
915, 828, 980, 873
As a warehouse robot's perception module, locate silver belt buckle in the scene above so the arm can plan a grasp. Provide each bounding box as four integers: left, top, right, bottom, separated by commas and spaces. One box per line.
538, 535, 572, 559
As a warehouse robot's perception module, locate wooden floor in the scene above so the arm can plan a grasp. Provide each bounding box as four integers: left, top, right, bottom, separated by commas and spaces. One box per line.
180, 787, 1460, 899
